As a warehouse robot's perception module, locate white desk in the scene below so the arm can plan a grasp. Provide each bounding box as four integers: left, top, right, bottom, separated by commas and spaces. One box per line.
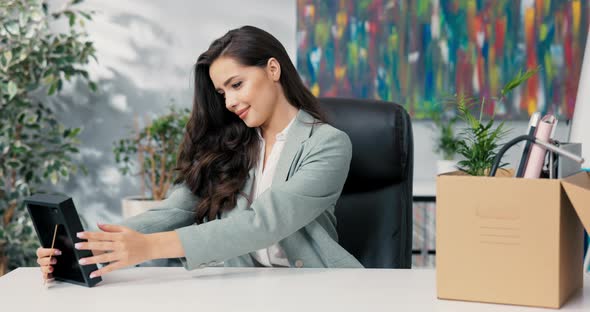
412, 178, 436, 201
1, 267, 589, 311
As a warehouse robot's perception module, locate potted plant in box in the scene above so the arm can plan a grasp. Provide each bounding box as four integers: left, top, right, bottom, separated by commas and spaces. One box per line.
453, 67, 540, 176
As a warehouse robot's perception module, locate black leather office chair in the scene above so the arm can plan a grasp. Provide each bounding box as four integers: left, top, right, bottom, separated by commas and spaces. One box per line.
319, 97, 414, 269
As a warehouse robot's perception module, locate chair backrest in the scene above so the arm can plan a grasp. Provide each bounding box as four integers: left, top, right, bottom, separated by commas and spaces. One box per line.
318, 97, 414, 268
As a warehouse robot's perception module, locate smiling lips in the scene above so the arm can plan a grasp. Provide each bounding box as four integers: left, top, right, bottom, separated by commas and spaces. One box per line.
236, 107, 249, 119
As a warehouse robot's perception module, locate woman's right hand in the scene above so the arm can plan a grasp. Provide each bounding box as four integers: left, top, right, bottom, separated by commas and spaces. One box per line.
36, 247, 60, 282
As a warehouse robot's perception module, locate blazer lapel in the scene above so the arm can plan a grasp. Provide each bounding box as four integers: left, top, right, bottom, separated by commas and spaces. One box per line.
223, 111, 314, 218
271, 110, 315, 186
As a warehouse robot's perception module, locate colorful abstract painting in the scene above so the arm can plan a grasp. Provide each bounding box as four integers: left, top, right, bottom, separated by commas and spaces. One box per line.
296, 0, 589, 119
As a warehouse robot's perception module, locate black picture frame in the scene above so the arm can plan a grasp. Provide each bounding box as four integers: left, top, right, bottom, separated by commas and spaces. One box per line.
24, 193, 102, 287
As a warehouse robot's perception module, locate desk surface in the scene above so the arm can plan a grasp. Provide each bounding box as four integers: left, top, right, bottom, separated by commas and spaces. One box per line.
1, 267, 589, 311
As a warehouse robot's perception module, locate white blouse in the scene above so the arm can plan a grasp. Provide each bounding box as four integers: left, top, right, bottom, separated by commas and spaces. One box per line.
249, 115, 297, 267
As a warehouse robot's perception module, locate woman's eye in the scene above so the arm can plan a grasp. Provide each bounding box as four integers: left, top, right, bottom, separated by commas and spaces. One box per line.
232, 81, 242, 89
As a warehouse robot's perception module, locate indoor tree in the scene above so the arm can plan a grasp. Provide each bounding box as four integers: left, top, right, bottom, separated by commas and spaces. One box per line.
0, 0, 97, 275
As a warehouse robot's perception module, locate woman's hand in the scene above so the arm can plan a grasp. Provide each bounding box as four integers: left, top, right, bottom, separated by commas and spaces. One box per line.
36, 247, 60, 282
36, 241, 106, 282
75, 223, 153, 279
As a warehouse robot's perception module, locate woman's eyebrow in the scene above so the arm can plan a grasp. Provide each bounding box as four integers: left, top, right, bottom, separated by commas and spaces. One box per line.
216, 75, 239, 92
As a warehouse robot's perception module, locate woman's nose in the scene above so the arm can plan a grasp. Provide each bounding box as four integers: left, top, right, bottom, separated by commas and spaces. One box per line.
225, 95, 239, 111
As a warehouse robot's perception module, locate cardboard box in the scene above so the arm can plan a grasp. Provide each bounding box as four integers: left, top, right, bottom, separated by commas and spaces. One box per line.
436, 171, 590, 309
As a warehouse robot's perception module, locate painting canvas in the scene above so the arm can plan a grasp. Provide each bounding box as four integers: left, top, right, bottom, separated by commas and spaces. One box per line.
296, 0, 589, 120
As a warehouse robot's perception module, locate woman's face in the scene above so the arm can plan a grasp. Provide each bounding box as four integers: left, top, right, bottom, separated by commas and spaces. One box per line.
209, 56, 281, 128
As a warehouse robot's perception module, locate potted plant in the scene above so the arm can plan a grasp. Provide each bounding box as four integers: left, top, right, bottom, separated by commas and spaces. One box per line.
454, 67, 539, 176
113, 104, 190, 218
430, 103, 461, 174
0, 0, 97, 276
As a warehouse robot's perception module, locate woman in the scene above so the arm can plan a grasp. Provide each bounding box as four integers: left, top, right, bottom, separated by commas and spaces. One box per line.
37, 25, 363, 281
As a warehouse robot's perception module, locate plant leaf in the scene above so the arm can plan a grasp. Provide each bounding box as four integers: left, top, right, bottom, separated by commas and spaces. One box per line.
4, 50, 13, 65
50, 171, 59, 184
4, 21, 19, 35
64, 11, 76, 27
501, 67, 540, 96
8, 81, 18, 100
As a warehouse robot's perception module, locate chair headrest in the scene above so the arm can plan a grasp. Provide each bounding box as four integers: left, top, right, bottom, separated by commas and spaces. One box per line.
318, 97, 413, 193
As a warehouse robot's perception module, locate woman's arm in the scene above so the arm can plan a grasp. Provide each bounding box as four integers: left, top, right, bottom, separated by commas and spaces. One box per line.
174, 128, 352, 270
73, 183, 199, 278
76, 128, 351, 276
118, 183, 199, 233
75, 225, 185, 278
145, 231, 185, 259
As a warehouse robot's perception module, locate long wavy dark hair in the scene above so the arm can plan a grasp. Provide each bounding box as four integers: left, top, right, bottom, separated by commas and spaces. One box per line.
175, 25, 326, 224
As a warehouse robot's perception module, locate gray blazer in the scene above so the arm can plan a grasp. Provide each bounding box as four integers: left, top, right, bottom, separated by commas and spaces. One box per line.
120, 110, 363, 269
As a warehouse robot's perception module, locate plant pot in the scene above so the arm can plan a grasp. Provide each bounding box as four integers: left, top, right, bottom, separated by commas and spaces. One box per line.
437, 159, 459, 175
121, 196, 162, 219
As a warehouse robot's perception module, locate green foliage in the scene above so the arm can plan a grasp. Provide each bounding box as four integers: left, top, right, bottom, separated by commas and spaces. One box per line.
454, 95, 509, 176
431, 98, 461, 161
0, 0, 97, 272
454, 67, 539, 176
501, 67, 540, 97
113, 104, 190, 201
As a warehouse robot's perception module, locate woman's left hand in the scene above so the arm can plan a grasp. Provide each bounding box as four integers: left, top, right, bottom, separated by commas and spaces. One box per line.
75, 223, 153, 279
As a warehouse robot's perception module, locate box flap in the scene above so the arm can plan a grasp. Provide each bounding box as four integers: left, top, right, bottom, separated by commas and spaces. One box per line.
561, 172, 590, 232
437, 168, 514, 178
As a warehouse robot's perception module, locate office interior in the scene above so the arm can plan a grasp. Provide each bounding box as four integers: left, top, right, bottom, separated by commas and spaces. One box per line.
1, 1, 590, 309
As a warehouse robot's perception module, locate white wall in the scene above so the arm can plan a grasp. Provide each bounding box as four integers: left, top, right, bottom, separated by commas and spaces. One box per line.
570, 25, 590, 169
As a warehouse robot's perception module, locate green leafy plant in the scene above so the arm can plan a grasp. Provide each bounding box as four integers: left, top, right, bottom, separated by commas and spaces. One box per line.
113, 104, 190, 201
0, 0, 97, 275
454, 67, 540, 176
454, 95, 509, 176
431, 104, 461, 161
